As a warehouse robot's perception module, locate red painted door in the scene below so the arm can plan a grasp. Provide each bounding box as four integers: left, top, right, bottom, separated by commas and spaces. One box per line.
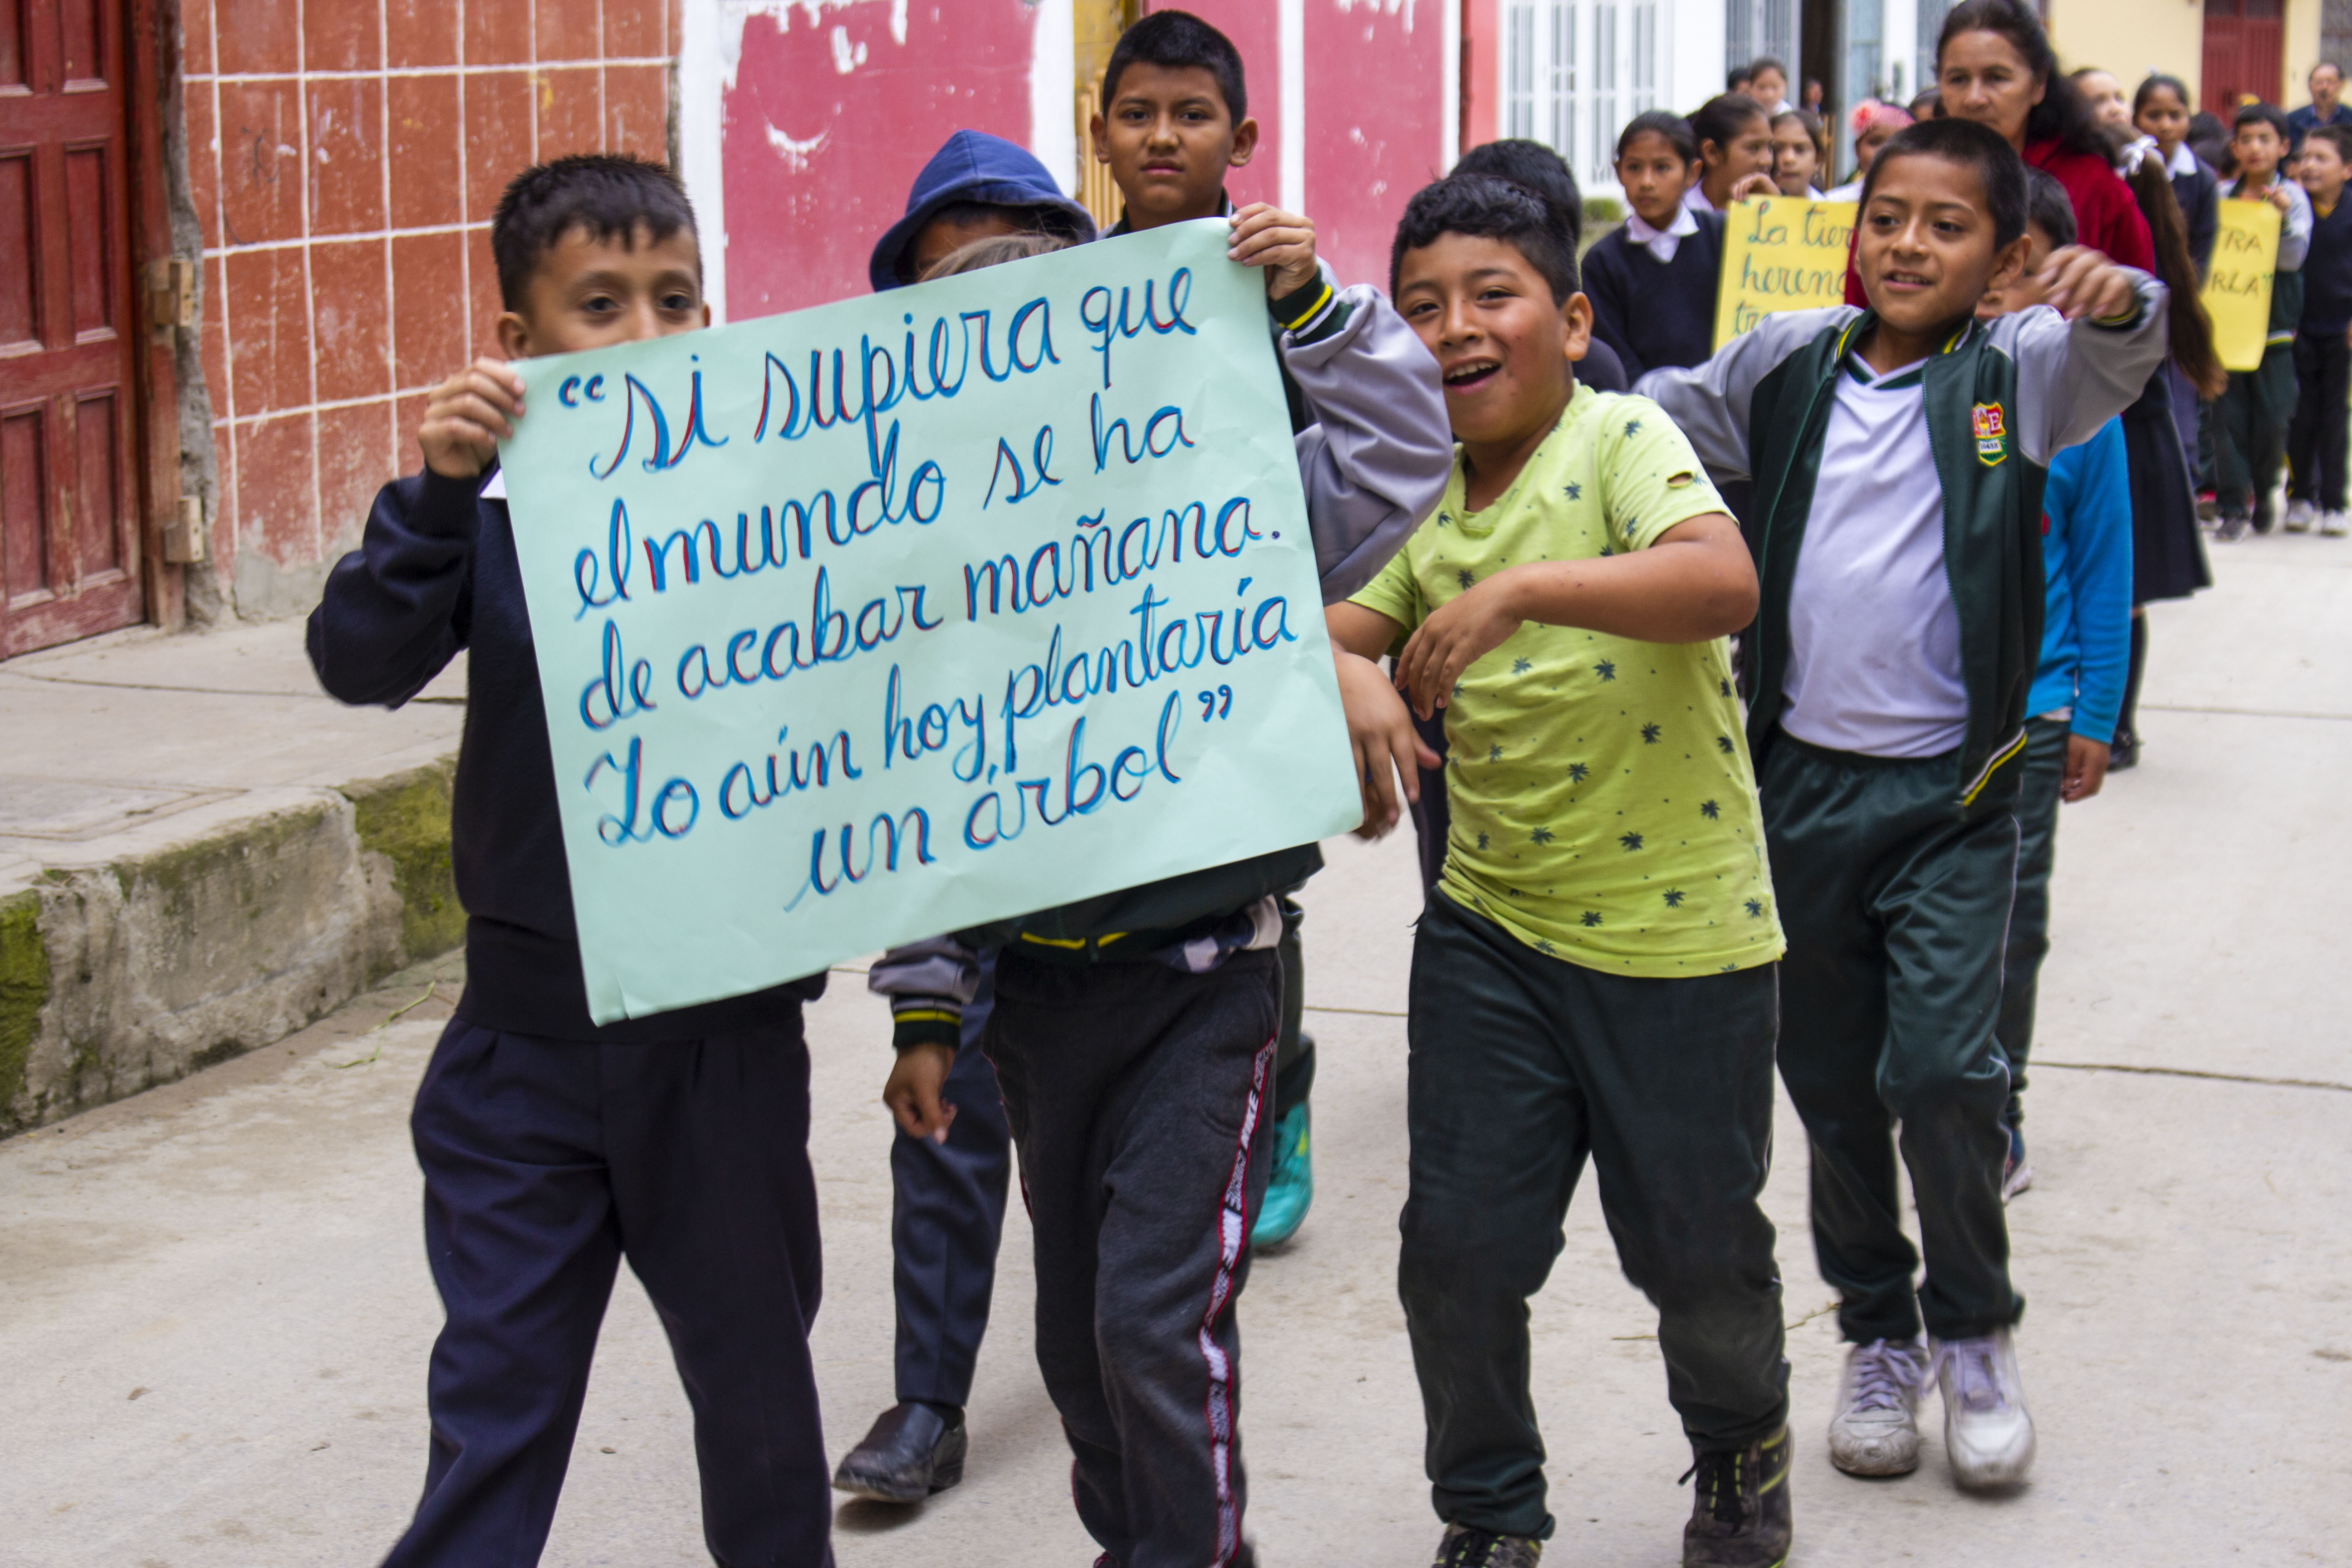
2203, 0, 2285, 113
0, 0, 144, 658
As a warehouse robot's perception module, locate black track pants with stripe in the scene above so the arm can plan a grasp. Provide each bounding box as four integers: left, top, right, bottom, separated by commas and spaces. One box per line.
985, 947, 1281, 1568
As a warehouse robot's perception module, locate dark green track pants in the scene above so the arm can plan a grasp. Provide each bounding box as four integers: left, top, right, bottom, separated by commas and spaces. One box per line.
1398, 895, 1789, 1540
1994, 717, 2069, 1130
1758, 732, 2024, 1346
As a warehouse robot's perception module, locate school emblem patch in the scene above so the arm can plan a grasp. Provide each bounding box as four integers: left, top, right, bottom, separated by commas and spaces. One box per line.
1971, 401, 2009, 466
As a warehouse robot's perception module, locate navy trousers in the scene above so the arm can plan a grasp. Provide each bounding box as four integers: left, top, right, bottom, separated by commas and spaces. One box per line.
384, 1018, 832, 1568
891, 955, 1011, 1408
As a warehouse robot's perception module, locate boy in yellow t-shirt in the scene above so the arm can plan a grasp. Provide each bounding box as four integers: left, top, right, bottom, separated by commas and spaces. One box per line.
1328, 173, 1791, 1568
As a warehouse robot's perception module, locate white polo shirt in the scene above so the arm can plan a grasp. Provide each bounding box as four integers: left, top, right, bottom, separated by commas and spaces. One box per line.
1780, 356, 1970, 759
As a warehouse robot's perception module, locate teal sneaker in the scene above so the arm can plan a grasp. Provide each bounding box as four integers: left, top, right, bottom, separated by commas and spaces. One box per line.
1252, 1101, 1313, 1248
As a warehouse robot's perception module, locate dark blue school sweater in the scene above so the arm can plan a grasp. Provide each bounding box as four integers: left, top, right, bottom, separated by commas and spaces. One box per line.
2303, 193, 2352, 333
1581, 217, 1724, 379
307, 467, 825, 1041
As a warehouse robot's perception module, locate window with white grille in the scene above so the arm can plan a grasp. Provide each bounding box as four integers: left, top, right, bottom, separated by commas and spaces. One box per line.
1499, 1, 1663, 191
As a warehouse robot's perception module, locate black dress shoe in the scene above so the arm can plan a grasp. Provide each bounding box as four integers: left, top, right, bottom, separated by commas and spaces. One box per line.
832, 1401, 968, 1503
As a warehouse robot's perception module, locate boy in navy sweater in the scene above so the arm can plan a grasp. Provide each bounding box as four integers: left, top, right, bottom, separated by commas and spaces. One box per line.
2288, 123, 2352, 535
308, 156, 836, 1568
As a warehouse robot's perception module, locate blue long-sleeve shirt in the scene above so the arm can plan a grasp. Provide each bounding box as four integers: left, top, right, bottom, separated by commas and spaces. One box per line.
2028, 417, 2134, 744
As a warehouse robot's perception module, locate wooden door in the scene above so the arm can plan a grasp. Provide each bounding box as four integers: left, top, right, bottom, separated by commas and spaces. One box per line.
0, 0, 144, 658
2203, 0, 2285, 113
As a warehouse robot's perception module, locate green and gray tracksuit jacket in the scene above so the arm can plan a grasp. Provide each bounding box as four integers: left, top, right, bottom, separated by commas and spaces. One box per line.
871, 275, 1450, 1048
1637, 274, 2168, 820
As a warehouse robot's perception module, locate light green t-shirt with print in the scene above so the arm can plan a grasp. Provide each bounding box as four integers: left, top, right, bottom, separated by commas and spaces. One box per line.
1350, 386, 1785, 977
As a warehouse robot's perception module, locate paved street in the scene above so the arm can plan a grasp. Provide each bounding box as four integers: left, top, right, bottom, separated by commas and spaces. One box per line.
4, 538, 2349, 1567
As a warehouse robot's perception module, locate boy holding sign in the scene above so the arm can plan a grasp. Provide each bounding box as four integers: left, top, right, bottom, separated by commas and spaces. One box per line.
1331, 172, 1793, 1568
2211, 104, 2312, 540
308, 157, 837, 1567
870, 13, 1450, 1565
1640, 118, 2166, 1496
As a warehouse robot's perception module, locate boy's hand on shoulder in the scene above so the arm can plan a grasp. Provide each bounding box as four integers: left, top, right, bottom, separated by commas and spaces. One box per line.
419, 358, 524, 479
883, 1043, 957, 1144
1333, 650, 1438, 838
1229, 203, 1319, 298
2037, 245, 2138, 323
1395, 574, 1524, 721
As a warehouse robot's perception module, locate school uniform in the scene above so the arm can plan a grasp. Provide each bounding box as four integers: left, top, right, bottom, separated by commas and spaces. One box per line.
2215, 176, 2312, 525
2160, 141, 2221, 278
1581, 208, 1725, 380
309, 468, 834, 1568
1640, 276, 2168, 1345
2288, 191, 2352, 513
868, 279, 1450, 1568
1995, 419, 2133, 1131
1351, 387, 1788, 1540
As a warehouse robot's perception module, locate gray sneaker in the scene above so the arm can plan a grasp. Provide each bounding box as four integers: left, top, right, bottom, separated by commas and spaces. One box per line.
1932, 1328, 2037, 1490
1432, 1523, 1542, 1567
1827, 1338, 1928, 1476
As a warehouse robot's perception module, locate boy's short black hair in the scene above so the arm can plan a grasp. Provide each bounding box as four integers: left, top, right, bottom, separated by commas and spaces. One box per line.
1748, 55, 1788, 83
1454, 138, 1583, 249
1390, 172, 1579, 303
2308, 122, 2352, 164
1617, 109, 1699, 165
491, 153, 697, 311
1861, 117, 2029, 248
2234, 101, 2291, 141
1102, 10, 1246, 123
2022, 167, 2078, 249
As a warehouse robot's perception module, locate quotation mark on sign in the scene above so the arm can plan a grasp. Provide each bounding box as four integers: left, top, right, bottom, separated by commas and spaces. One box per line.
1198, 685, 1235, 720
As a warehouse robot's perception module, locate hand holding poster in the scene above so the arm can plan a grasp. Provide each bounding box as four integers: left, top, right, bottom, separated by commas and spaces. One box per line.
497, 220, 1362, 1024
2203, 197, 2282, 373
1712, 196, 1858, 350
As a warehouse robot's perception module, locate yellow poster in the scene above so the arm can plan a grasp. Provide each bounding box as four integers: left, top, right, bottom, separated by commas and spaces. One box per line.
2204, 197, 2282, 372
1712, 196, 1859, 350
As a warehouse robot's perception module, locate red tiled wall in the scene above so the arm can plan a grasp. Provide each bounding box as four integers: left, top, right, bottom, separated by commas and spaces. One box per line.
183, 0, 676, 595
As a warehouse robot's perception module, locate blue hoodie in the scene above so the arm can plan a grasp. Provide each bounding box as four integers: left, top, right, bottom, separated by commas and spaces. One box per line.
867, 130, 1098, 292
2028, 416, 2134, 744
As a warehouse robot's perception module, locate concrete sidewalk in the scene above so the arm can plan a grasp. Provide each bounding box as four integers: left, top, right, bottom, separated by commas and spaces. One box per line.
0, 622, 465, 1132
3, 536, 2351, 1565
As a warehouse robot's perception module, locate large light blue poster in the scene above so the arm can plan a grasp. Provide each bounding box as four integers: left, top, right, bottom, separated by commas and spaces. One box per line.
499, 220, 1361, 1023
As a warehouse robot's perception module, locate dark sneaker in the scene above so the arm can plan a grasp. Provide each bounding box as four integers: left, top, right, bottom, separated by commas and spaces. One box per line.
1682, 1426, 1793, 1568
1432, 1522, 1543, 1567
2215, 511, 2251, 542
2107, 730, 2139, 772
832, 1401, 967, 1503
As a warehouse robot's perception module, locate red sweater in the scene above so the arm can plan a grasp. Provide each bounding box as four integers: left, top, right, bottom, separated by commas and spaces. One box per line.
1842, 137, 2155, 305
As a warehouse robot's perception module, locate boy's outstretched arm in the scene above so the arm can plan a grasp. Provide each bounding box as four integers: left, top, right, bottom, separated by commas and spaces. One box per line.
1390, 513, 1757, 719
869, 936, 984, 1143
2014, 255, 2170, 460
1326, 602, 1439, 837
1634, 306, 1851, 488
306, 359, 522, 706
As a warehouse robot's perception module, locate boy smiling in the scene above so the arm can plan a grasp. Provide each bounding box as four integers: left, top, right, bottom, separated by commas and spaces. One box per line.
1642, 118, 2166, 1495
1333, 172, 1792, 1568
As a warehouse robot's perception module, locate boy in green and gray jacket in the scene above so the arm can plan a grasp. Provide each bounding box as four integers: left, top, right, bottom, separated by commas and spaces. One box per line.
1641, 119, 2167, 1496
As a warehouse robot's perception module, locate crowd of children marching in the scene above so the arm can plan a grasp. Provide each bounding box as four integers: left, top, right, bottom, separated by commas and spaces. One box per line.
305, 3, 2287, 1566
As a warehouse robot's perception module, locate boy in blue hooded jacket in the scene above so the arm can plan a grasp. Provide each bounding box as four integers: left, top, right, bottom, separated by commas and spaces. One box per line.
831, 130, 1097, 1508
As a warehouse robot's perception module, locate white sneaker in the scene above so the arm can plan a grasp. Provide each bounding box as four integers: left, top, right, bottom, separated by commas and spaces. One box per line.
2285, 498, 2317, 532
1827, 1337, 1928, 1475
2324, 510, 2351, 538
1931, 1329, 2037, 1490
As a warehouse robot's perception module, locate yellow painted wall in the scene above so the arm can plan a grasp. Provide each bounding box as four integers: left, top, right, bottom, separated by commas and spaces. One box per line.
2047, 0, 2205, 106
2049, 0, 2329, 115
